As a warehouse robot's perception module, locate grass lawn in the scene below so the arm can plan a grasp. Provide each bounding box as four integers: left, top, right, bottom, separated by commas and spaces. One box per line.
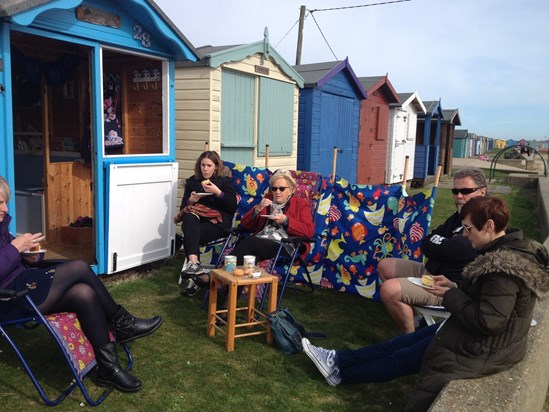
0, 171, 542, 411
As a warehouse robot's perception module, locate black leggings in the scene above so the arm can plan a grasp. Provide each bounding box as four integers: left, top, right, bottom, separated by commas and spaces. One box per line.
38, 261, 118, 349
181, 213, 227, 257
230, 236, 287, 265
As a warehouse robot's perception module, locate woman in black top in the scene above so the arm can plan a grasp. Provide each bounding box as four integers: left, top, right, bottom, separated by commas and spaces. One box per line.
173, 151, 237, 295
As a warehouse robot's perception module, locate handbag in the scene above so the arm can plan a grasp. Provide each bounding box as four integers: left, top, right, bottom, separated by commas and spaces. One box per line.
267, 308, 325, 355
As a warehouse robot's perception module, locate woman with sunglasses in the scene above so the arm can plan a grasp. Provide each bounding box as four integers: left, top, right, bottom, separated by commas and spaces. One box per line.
302, 196, 549, 411
229, 169, 314, 267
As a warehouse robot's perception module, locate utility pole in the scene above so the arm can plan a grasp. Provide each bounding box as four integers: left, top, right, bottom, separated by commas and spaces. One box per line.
295, 5, 306, 65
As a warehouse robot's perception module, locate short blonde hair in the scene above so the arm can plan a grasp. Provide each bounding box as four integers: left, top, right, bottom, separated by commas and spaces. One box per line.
0, 176, 11, 202
269, 169, 296, 190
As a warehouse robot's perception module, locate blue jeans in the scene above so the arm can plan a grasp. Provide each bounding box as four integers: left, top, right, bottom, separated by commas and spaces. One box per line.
336, 323, 438, 384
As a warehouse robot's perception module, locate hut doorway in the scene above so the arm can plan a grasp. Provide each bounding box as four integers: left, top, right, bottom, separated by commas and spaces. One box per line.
11, 31, 95, 262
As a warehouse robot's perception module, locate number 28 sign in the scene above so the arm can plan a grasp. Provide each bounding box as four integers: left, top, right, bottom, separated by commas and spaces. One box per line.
133, 25, 151, 48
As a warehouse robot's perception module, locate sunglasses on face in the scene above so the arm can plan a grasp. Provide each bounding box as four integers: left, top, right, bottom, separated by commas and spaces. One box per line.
451, 187, 483, 195
270, 186, 289, 192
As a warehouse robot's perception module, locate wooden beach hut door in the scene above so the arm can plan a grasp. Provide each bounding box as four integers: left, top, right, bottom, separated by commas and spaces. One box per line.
319, 93, 357, 181
387, 109, 408, 183
107, 163, 178, 274
220, 70, 255, 165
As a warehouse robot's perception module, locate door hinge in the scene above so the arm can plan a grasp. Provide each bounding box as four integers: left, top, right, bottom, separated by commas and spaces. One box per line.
112, 252, 117, 272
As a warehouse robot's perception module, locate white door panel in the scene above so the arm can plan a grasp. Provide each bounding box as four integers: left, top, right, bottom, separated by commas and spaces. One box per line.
107, 162, 178, 274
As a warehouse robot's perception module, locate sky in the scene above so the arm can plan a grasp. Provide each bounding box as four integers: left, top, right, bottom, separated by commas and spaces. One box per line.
154, 0, 549, 141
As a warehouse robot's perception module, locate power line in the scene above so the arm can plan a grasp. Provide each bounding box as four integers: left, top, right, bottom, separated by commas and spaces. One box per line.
310, 12, 338, 61
274, 13, 307, 49
311, 0, 412, 13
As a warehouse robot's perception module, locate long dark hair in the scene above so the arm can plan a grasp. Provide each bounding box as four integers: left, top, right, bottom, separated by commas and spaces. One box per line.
194, 151, 223, 179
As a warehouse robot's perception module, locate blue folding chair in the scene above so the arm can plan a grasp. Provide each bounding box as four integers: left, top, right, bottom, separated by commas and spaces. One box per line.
0, 288, 133, 406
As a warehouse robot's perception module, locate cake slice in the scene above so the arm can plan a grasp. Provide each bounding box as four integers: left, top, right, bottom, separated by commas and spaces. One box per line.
421, 275, 434, 288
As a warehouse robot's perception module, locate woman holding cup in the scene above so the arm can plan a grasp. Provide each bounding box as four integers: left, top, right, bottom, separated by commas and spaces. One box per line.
216, 169, 314, 313
228, 169, 314, 273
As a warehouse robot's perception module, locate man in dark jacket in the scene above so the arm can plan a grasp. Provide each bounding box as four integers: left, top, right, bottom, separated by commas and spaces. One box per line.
378, 167, 486, 333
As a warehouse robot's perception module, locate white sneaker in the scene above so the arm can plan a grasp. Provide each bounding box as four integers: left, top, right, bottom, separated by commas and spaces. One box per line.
302, 337, 337, 378
325, 366, 342, 387
181, 260, 204, 275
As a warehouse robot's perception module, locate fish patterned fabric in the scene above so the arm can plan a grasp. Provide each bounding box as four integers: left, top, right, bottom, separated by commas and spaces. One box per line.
201, 163, 436, 301
45, 312, 97, 379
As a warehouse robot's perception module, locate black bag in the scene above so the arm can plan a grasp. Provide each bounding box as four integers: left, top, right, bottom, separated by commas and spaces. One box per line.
267, 308, 325, 355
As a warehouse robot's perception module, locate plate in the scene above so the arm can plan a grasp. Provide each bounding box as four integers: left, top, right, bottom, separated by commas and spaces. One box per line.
22, 249, 47, 254
407, 277, 435, 290
260, 214, 276, 218
196, 192, 213, 196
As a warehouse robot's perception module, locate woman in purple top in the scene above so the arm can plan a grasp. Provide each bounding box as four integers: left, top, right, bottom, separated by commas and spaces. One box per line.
0, 176, 162, 393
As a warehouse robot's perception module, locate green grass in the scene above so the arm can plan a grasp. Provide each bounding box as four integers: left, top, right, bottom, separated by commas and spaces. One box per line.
0, 172, 542, 411
0, 259, 413, 411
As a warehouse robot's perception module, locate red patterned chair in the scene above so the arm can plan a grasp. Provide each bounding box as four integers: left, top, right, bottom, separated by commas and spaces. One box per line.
0, 288, 132, 406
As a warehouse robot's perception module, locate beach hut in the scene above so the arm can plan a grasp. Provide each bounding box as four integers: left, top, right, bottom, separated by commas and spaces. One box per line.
294, 59, 367, 182
0, 0, 199, 275
453, 129, 470, 158
174, 28, 304, 184
357, 75, 400, 184
386, 92, 426, 184
439, 108, 461, 175
413, 100, 443, 186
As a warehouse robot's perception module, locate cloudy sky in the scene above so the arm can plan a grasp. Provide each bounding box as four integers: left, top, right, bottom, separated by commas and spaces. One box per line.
154, 0, 549, 141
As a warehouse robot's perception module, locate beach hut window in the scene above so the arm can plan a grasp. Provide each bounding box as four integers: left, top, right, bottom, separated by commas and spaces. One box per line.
102, 49, 167, 156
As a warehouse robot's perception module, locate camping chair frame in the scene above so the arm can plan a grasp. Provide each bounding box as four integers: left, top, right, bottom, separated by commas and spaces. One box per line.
0, 288, 133, 406
258, 236, 316, 312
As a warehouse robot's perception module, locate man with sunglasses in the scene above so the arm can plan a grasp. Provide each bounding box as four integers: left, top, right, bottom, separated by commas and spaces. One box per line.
378, 167, 487, 333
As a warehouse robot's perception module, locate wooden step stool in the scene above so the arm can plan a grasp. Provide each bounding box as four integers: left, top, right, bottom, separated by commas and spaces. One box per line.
207, 267, 278, 352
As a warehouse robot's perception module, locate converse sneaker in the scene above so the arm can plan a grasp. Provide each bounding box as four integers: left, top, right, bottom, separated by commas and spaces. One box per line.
302, 337, 337, 378
181, 261, 204, 276
325, 366, 342, 387
181, 278, 200, 297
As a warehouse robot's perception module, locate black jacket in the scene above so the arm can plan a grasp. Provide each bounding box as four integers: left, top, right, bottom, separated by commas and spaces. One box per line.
422, 212, 477, 284
407, 229, 549, 411
180, 175, 237, 230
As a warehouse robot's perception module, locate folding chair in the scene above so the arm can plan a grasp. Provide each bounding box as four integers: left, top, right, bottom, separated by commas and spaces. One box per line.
258, 170, 324, 311
414, 304, 451, 326
0, 288, 133, 406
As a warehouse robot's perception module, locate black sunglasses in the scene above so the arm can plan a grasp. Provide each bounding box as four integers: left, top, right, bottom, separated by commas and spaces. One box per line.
451, 187, 483, 195
270, 186, 289, 192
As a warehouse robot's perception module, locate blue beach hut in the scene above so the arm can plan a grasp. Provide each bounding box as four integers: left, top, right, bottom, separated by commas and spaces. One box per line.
0, 0, 199, 274
294, 59, 367, 182
413, 99, 443, 185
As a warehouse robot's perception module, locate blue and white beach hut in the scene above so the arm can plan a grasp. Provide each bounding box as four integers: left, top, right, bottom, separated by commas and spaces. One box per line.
0, 0, 199, 274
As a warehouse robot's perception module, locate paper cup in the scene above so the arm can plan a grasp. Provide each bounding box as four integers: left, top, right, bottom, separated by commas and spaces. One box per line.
243, 255, 256, 269
224, 255, 237, 273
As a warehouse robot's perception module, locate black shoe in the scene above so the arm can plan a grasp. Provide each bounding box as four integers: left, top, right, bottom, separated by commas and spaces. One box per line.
108, 305, 163, 344
95, 343, 142, 392
194, 273, 210, 288
181, 278, 200, 297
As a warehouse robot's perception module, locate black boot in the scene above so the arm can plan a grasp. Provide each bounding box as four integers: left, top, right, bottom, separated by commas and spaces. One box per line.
95, 343, 142, 392
108, 305, 163, 344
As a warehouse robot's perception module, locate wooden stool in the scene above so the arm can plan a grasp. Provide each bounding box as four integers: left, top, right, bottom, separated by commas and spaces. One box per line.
207, 267, 278, 352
